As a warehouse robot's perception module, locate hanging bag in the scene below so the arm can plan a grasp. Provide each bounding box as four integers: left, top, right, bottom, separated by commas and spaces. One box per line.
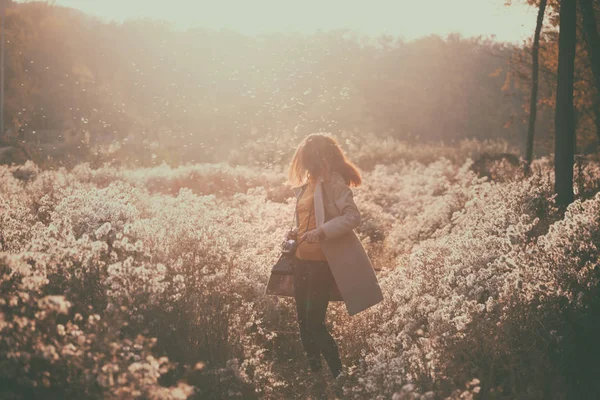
270, 185, 311, 275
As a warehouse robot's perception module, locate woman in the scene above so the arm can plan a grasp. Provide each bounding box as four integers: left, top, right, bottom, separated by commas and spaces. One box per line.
265, 134, 384, 388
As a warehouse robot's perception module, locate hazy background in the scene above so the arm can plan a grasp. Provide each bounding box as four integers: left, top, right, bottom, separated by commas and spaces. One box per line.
4, 2, 600, 400
53, 0, 537, 42
1, 1, 596, 169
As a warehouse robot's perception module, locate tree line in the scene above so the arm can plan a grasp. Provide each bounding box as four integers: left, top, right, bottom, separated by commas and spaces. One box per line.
0, 1, 597, 182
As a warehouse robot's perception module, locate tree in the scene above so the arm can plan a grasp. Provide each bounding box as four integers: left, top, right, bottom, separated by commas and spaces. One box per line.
555, 0, 577, 207
525, 0, 548, 174
510, 1, 600, 154
579, 0, 600, 142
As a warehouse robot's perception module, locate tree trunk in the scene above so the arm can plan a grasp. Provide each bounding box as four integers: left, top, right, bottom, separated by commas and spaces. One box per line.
555, 0, 577, 207
579, 0, 600, 142
525, 0, 548, 175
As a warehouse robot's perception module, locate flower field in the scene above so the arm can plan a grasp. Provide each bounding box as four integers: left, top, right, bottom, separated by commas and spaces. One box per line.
2, 138, 600, 399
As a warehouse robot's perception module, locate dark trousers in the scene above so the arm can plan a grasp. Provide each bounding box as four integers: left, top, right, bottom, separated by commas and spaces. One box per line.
293, 259, 343, 378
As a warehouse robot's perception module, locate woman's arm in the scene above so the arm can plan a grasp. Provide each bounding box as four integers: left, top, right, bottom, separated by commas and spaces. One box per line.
319, 179, 361, 240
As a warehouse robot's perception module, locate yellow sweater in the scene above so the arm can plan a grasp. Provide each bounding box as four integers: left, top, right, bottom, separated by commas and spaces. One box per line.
295, 180, 327, 261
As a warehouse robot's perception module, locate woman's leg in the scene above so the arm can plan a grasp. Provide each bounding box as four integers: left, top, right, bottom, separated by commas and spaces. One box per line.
294, 261, 343, 377
294, 261, 323, 372
308, 263, 343, 378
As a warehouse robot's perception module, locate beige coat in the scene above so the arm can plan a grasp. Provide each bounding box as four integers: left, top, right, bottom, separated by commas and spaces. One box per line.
265, 171, 384, 316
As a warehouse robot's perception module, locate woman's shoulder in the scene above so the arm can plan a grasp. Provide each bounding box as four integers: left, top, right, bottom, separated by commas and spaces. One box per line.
328, 171, 347, 186
324, 171, 351, 195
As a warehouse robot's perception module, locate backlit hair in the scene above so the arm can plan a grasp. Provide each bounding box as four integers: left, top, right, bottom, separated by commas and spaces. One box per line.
287, 134, 362, 188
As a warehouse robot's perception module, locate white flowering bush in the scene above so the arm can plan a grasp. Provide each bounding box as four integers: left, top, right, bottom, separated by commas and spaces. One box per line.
1, 139, 600, 399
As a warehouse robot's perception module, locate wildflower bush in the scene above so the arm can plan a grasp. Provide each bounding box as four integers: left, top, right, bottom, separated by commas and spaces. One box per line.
2, 139, 600, 399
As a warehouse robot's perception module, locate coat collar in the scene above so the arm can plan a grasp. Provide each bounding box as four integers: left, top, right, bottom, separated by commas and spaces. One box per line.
314, 180, 326, 227
292, 177, 326, 227
292, 185, 305, 198
293, 176, 324, 198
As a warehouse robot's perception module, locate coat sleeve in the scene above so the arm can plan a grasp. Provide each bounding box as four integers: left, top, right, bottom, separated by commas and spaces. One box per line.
320, 179, 361, 240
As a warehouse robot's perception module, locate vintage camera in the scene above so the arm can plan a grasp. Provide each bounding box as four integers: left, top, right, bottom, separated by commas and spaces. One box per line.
281, 228, 299, 254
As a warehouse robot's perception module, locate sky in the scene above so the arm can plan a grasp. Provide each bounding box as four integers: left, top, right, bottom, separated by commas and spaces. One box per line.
52, 0, 538, 44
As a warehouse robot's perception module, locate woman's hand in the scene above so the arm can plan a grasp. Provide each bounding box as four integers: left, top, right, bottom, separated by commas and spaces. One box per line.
301, 227, 326, 243
284, 228, 298, 241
